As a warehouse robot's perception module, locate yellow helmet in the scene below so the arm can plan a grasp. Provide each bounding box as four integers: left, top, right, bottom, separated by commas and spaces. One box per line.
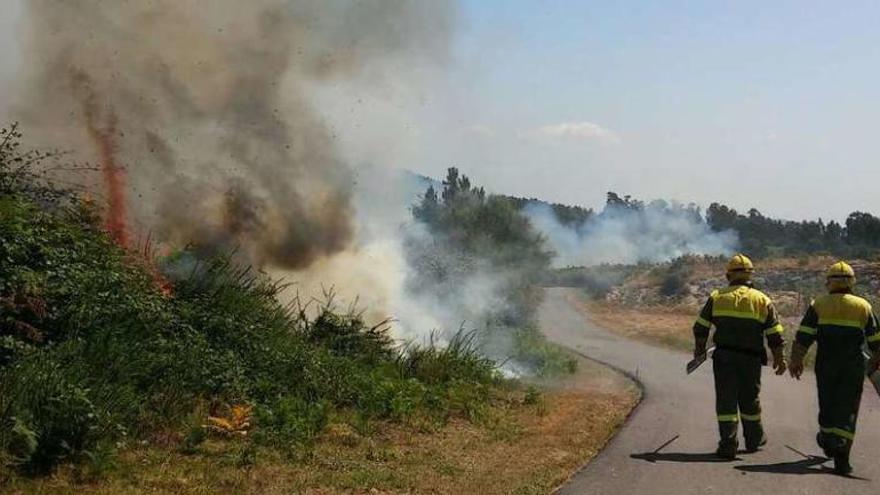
726, 254, 754, 281
826, 261, 855, 291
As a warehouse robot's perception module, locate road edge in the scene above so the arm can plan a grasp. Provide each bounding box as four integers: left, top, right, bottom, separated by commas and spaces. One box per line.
548, 337, 647, 493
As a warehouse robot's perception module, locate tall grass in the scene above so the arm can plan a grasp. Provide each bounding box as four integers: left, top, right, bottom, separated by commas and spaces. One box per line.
397, 330, 496, 386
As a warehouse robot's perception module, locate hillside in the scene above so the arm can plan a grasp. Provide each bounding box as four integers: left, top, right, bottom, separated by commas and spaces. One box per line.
550, 255, 880, 353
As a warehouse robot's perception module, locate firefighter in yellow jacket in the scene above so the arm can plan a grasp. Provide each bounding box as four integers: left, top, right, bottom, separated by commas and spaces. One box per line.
789, 261, 880, 475
693, 254, 786, 459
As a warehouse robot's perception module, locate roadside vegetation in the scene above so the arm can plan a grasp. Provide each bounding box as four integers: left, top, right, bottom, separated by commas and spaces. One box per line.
3, 371, 637, 494
0, 128, 500, 480
0, 129, 627, 493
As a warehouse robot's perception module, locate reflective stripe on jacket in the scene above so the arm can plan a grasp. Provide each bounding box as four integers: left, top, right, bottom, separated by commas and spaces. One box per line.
694, 284, 784, 354
796, 292, 880, 359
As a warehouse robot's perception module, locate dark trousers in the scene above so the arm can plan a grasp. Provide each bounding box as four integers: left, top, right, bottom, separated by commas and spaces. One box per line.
713, 350, 763, 447
816, 358, 864, 456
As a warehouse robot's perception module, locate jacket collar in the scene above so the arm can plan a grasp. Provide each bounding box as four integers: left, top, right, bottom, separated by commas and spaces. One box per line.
729, 281, 754, 288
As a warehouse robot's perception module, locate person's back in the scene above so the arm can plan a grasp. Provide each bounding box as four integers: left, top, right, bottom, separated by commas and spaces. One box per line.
708, 284, 780, 362
808, 293, 875, 365
693, 254, 786, 459
789, 261, 880, 475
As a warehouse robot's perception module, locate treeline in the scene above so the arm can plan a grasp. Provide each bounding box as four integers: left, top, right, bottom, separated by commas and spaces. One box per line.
507, 192, 707, 229
706, 204, 880, 258
512, 188, 880, 259
505, 195, 595, 228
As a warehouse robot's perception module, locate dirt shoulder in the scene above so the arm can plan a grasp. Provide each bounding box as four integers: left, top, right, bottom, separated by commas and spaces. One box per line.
570, 295, 696, 352
5, 356, 638, 495
564, 289, 807, 365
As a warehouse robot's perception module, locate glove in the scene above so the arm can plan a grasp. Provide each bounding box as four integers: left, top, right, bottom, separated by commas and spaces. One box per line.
789, 344, 807, 380
771, 347, 787, 376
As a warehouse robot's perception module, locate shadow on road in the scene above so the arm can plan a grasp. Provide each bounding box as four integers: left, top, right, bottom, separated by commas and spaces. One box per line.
630, 452, 738, 464
735, 457, 828, 475
736, 458, 870, 481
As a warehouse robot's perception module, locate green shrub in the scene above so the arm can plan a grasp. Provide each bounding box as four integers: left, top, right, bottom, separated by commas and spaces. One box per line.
0, 352, 103, 473
511, 326, 578, 377
396, 330, 496, 386
659, 257, 694, 297
252, 397, 328, 458
306, 309, 395, 364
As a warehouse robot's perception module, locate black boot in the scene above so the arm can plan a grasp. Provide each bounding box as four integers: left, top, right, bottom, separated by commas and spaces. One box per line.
745, 434, 767, 453
716, 439, 738, 460
816, 432, 833, 458
833, 453, 852, 476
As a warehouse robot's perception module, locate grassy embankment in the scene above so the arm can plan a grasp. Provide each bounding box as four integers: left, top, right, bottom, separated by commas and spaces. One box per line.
4, 357, 636, 494
1, 129, 636, 493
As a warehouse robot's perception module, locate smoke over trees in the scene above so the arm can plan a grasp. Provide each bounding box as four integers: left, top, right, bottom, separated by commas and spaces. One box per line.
524, 192, 739, 267
409, 167, 552, 329
518, 190, 880, 268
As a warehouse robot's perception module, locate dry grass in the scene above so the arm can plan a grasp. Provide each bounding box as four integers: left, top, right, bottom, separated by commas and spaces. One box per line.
567, 292, 696, 352
4, 381, 637, 495
564, 291, 814, 369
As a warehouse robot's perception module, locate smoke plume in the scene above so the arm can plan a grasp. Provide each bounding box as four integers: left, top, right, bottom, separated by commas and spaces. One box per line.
10, 0, 542, 363
525, 200, 739, 267
14, 0, 454, 269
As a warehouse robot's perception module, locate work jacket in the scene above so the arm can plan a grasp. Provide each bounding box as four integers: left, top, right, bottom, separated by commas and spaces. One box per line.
796, 290, 880, 365
694, 282, 784, 363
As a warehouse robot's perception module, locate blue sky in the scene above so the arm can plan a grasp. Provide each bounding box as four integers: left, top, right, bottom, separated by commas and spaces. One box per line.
415, 0, 880, 221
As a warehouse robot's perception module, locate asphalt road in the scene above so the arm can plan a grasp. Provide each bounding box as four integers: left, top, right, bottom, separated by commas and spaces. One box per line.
540, 288, 880, 494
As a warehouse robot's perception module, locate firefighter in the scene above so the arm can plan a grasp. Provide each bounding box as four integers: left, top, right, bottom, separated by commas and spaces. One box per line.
789, 261, 880, 475
693, 254, 786, 459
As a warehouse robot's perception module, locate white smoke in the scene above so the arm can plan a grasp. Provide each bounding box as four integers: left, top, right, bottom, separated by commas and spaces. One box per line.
288, 168, 515, 350
525, 200, 739, 267
279, 167, 449, 342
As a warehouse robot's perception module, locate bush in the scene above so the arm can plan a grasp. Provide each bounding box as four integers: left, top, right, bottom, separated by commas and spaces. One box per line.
510, 326, 578, 377
659, 257, 694, 297
305, 308, 395, 364
396, 331, 496, 386
0, 352, 103, 473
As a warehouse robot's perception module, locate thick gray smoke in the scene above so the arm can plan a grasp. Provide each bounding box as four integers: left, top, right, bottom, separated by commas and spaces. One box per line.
13, 0, 454, 269
7, 1, 544, 369
525, 201, 739, 267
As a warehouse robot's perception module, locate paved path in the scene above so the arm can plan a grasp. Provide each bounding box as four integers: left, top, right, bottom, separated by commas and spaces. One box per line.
540, 288, 880, 494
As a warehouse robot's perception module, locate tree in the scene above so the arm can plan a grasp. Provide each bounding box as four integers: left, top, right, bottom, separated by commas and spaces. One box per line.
846, 212, 880, 246
408, 167, 552, 328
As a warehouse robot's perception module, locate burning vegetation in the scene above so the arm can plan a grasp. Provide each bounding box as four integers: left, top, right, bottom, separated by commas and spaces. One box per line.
0, 0, 582, 483
14, 0, 453, 270
0, 127, 500, 475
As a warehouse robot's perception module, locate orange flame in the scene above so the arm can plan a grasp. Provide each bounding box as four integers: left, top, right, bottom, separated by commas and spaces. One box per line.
83, 100, 128, 248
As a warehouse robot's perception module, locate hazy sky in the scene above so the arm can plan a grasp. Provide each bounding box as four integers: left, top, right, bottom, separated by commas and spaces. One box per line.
2, 1, 879, 222
420, 0, 880, 222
